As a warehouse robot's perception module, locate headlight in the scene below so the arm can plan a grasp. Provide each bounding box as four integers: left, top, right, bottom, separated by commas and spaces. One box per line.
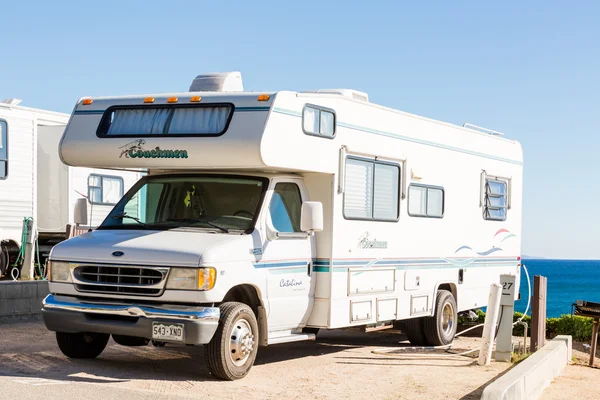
48, 261, 72, 283
166, 267, 216, 291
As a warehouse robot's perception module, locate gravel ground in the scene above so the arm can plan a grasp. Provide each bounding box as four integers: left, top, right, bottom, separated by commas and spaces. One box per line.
541, 342, 600, 400
0, 319, 513, 400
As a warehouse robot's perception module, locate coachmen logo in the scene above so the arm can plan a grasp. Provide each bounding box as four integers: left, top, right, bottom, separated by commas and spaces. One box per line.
119, 140, 188, 159
357, 232, 388, 249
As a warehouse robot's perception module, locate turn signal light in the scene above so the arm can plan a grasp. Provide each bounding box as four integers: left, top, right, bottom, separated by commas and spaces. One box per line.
82, 99, 93, 105
198, 268, 217, 291
144, 97, 155, 103
257, 94, 270, 101
190, 96, 202, 102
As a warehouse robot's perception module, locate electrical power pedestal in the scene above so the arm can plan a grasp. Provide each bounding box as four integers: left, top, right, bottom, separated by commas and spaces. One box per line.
495, 274, 516, 362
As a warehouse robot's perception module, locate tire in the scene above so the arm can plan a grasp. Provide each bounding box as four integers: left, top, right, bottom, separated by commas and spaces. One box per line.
397, 317, 428, 346
56, 332, 110, 359
205, 302, 259, 380
112, 334, 150, 347
424, 290, 458, 346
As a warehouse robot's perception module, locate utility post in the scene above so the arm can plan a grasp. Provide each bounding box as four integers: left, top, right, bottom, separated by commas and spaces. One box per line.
20, 218, 36, 280
495, 274, 516, 362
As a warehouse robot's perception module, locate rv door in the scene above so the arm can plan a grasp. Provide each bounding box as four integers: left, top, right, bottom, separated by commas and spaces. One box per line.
262, 179, 315, 330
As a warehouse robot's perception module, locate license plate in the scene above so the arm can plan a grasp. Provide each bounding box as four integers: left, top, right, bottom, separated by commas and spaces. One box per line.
152, 322, 184, 342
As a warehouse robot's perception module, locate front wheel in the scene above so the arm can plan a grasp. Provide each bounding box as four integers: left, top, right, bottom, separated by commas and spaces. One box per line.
205, 302, 259, 380
423, 290, 458, 346
56, 332, 110, 359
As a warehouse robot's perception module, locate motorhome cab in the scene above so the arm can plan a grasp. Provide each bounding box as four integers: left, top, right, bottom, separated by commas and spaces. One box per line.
42, 72, 523, 380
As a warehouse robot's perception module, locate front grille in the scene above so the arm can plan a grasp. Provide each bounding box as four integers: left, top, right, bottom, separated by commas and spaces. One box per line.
74, 265, 168, 296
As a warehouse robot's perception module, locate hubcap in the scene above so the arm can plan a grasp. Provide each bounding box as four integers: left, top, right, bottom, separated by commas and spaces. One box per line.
228, 318, 255, 366
442, 302, 455, 336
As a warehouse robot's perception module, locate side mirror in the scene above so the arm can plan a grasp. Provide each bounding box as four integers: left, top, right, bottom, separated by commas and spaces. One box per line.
301, 202, 323, 233
74, 198, 88, 226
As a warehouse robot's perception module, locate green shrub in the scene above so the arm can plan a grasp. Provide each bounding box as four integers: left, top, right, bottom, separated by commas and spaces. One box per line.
460, 311, 596, 342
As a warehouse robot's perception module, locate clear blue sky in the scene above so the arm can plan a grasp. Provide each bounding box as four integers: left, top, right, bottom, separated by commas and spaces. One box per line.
1, 1, 598, 259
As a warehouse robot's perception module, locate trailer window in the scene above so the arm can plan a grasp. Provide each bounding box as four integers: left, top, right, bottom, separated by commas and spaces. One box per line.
270, 183, 302, 232
97, 104, 233, 137
484, 178, 507, 221
302, 105, 336, 138
344, 157, 400, 221
408, 184, 444, 218
0, 120, 6, 179
88, 174, 124, 205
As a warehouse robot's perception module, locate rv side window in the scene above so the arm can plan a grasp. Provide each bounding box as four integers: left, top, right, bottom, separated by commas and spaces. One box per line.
88, 174, 124, 205
344, 157, 400, 221
408, 185, 444, 218
483, 178, 507, 221
302, 105, 336, 138
269, 183, 303, 232
0, 120, 7, 179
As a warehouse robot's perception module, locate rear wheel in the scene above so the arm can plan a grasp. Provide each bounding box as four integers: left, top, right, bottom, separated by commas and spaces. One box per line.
423, 290, 457, 346
397, 317, 428, 346
56, 332, 109, 359
205, 302, 258, 380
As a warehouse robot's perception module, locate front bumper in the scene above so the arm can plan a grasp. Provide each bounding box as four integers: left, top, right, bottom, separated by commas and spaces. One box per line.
42, 294, 220, 345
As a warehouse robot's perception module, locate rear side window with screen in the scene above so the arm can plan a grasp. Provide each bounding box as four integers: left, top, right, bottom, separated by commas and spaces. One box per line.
302, 105, 336, 138
97, 104, 233, 137
0, 120, 6, 179
343, 157, 400, 221
483, 178, 507, 221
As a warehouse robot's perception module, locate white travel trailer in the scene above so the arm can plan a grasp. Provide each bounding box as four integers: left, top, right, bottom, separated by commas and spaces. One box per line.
0, 99, 140, 278
42, 72, 523, 380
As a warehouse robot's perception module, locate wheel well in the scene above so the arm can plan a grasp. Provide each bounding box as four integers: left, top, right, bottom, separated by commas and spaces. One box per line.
222, 284, 267, 345
222, 284, 263, 316
437, 283, 457, 304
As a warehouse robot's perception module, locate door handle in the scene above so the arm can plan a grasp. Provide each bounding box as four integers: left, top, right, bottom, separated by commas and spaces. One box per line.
307, 261, 312, 276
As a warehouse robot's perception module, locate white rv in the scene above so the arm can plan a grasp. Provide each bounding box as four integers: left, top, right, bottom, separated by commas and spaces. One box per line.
0, 99, 140, 278
42, 72, 523, 380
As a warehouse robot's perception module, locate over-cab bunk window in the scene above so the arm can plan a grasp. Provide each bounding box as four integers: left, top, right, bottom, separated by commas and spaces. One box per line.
0, 120, 7, 179
343, 157, 400, 221
97, 104, 233, 137
483, 178, 508, 221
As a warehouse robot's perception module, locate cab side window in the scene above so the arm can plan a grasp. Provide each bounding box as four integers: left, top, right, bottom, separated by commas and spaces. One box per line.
269, 183, 302, 232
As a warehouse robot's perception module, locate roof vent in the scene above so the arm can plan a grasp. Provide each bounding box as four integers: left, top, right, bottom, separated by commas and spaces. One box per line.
189, 72, 243, 92
303, 89, 369, 102
1, 98, 22, 106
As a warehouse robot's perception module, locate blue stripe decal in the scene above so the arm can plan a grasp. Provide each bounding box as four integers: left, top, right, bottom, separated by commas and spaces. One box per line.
272, 107, 522, 166
254, 261, 308, 269
258, 257, 518, 273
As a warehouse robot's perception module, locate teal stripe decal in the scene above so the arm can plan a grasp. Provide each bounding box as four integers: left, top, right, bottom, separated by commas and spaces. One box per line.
74, 110, 104, 114
235, 106, 271, 112
272, 107, 522, 166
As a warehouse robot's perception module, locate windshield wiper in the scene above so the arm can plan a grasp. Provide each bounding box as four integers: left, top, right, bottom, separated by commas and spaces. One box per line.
111, 213, 150, 228
165, 218, 230, 233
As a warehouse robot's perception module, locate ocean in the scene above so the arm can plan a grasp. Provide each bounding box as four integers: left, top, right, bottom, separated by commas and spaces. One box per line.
514, 259, 600, 318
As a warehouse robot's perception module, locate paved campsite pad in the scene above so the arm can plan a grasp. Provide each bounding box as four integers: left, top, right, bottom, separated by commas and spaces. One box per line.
1, 320, 513, 400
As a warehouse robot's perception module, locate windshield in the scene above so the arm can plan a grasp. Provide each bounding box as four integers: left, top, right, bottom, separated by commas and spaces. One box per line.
99, 174, 268, 233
